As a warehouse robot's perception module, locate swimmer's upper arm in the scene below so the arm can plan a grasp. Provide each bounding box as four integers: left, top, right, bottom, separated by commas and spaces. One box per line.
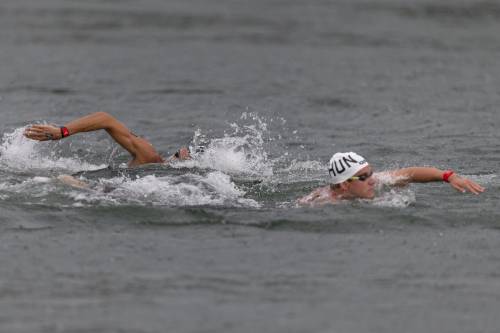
105, 120, 163, 164
64, 112, 137, 155
65, 112, 161, 162
101, 115, 139, 157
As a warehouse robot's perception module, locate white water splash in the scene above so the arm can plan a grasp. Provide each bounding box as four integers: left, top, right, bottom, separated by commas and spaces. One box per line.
274, 159, 326, 184
69, 171, 259, 208
281, 160, 325, 173
176, 112, 274, 176
0, 127, 106, 173
0, 176, 58, 199
371, 188, 416, 208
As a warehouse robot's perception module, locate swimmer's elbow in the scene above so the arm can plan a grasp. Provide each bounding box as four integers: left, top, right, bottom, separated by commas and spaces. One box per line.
81, 112, 118, 132
93, 112, 116, 128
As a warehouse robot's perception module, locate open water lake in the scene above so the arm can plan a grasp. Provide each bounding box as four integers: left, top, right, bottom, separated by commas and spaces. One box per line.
0, 0, 499, 332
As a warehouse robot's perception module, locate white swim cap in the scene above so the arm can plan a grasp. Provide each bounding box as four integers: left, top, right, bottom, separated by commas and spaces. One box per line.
328, 152, 368, 184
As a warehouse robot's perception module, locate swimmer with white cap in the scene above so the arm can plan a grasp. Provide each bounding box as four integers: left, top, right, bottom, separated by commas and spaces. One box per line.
298, 152, 485, 206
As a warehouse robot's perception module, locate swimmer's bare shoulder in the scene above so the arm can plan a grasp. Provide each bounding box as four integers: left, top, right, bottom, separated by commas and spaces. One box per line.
297, 185, 336, 206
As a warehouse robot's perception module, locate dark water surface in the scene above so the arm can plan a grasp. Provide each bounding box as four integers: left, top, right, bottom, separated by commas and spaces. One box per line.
0, 0, 499, 332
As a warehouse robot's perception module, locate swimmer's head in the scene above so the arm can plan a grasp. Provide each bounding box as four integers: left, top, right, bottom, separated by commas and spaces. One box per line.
329, 152, 375, 199
328, 152, 368, 184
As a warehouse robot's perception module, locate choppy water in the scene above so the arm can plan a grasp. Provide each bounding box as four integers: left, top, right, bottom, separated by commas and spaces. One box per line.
0, 0, 499, 332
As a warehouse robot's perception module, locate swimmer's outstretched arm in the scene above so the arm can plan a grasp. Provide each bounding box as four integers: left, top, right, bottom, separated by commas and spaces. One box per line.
24, 112, 190, 166
381, 167, 485, 195
24, 112, 161, 163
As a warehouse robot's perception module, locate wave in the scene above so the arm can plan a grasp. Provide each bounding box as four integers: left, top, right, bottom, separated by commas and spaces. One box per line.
371, 188, 416, 208
0, 127, 106, 173
0, 171, 259, 208
175, 112, 275, 177
69, 171, 259, 208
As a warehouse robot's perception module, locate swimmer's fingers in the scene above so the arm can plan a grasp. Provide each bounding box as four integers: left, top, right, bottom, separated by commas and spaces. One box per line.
450, 182, 465, 193
24, 128, 51, 141
463, 179, 485, 195
449, 176, 485, 195
24, 125, 47, 140
24, 124, 61, 141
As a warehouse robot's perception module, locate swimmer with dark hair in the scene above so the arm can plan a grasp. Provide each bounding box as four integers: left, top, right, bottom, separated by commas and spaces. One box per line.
298, 152, 484, 206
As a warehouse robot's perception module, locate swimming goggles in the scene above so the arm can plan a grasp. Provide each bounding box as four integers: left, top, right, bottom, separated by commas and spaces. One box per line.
348, 170, 373, 182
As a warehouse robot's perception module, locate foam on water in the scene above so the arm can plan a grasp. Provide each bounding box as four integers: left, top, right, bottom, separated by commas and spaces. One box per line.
281, 160, 325, 173
69, 171, 259, 208
371, 188, 416, 208
0, 128, 106, 173
273, 159, 326, 184
0, 176, 58, 200
0, 120, 269, 208
175, 113, 274, 177
0, 171, 259, 208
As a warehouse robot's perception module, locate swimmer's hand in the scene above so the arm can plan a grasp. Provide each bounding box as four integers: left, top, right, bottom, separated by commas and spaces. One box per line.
448, 174, 485, 195
57, 175, 89, 189
24, 124, 61, 141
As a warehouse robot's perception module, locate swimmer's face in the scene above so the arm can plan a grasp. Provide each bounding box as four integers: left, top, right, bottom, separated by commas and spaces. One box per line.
345, 165, 376, 199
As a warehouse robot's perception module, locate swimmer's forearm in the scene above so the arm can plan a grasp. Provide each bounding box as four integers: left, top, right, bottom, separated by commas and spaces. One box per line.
64, 112, 146, 159
24, 112, 125, 141
64, 112, 124, 136
24, 113, 162, 164
394, 167, 445, 183
390, 167, 484, 195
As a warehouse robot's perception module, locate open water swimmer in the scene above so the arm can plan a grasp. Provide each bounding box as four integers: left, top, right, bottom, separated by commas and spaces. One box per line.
298, 152, 485, 206
23, 112, 191, 167
23, 112, 195, 189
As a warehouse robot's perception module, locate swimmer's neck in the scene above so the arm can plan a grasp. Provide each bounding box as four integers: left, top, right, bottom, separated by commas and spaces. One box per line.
128, 157, 165, 168
127, 147, 190, 167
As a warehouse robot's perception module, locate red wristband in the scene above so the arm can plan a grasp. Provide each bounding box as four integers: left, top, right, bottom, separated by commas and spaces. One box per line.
442, 170, 454, 182
60, 126, 70, 138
